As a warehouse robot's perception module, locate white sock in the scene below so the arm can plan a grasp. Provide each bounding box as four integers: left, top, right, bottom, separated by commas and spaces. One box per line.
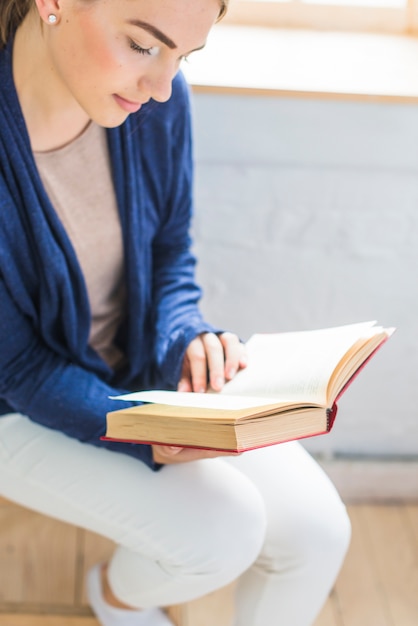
86, 563, 174, 626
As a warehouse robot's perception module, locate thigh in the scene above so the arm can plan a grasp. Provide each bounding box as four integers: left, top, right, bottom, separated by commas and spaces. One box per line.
225, 440, 342, 505
225, 441, 350, 555
0, 413, 267, 564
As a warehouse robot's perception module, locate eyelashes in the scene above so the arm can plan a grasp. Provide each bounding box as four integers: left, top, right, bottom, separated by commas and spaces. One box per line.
129, 39, 155, 56
129, 38, 189, 63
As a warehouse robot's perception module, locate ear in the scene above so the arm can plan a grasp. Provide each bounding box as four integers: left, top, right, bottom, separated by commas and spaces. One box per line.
33, 0, 62, 25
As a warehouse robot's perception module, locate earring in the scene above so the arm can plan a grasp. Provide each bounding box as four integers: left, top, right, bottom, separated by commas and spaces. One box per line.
47, 14, 57, 24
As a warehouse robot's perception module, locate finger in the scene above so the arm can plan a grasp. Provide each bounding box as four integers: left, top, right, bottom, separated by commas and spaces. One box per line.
163, 445, 183, 454
177, 358, 193, 392
219, 332, 247, 380
152, 444, 241, 464
202, 332, 226, 391
176, 448, 239, 462
177, 377, 192, 392
186, 336, 209, 393
152, 445, 184, 464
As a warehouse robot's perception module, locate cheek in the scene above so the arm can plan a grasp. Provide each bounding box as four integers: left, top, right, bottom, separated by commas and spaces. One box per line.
73, 16, 126, 78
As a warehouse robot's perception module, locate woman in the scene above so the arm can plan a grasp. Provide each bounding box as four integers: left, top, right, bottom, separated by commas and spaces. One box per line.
0, 1, 351, 625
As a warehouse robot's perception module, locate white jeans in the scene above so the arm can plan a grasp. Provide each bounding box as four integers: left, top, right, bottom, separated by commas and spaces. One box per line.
0, 413, 350, 626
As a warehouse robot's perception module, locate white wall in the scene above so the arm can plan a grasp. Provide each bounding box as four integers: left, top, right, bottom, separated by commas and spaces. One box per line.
190, 92, 418, 459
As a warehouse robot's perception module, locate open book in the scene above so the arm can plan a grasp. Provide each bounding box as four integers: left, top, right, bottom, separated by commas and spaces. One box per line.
104, 321, 394, 452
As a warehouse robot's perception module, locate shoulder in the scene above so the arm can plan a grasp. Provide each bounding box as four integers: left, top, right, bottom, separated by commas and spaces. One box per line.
106, 71, 193, 179
169, 70, 192, 108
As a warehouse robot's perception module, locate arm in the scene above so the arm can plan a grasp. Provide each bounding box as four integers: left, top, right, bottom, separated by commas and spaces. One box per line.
150, 75, 215, 387
0, 275, 244, 469
0, 276, 158, 469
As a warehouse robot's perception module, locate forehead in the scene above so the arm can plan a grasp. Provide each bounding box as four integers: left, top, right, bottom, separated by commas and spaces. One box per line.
86, 0, 221, 23
77, 0, 221, 47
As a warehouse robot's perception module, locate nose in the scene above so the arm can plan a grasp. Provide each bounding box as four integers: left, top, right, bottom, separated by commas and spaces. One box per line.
138, 62, 174, 103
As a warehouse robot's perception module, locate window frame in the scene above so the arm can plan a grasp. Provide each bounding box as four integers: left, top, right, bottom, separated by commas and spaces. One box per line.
223, 0, 418, 35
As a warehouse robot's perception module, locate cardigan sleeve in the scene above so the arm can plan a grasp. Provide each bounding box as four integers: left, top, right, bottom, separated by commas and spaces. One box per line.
147, 73, 222, 388
0, 276, 160, 470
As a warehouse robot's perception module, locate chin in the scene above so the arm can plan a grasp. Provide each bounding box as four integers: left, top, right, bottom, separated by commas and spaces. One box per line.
91, 110, 130, 129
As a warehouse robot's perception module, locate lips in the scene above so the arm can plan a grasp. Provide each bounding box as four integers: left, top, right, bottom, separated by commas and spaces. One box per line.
113, 94, 144, 113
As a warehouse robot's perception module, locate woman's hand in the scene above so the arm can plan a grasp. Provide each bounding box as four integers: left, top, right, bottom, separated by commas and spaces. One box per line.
152, 444, 240, 465
177, 331, 247, 393
153, 332, 246, 464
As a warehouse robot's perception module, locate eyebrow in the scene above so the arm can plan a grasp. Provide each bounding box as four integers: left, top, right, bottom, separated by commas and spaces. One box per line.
128, 20, 177, 50
128, 20, 207, 55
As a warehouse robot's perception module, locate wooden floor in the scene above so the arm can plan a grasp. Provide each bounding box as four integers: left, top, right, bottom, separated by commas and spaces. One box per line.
0, 499, 417, 626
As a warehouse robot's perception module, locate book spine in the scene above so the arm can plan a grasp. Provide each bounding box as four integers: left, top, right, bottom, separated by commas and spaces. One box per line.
326, 404, 338, 432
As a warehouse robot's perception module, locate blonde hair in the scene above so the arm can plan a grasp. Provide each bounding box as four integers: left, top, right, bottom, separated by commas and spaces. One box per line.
0, 0, 229, 49
0, 0, 32, 48
218, 0, 229, 20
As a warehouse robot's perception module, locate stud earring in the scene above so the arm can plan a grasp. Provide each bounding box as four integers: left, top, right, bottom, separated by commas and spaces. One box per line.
47, 14, 57, 24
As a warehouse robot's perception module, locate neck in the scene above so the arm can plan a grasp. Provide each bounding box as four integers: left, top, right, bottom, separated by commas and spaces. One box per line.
13, 10, 90, 152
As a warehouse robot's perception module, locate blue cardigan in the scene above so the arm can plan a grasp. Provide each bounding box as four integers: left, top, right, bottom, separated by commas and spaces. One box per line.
0, 40, 216, 469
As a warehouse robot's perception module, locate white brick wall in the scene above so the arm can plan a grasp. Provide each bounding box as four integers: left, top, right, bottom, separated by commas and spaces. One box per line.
190, 92, 418, 459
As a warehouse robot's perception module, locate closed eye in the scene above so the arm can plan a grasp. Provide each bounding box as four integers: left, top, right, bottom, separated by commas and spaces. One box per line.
129, 39, 156, 56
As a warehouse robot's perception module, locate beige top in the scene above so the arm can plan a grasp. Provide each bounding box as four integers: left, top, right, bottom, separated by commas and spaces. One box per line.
34, 122, 126, 369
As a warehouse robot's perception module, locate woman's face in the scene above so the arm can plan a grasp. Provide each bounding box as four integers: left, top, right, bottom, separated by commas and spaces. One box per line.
39, 0, 220, 126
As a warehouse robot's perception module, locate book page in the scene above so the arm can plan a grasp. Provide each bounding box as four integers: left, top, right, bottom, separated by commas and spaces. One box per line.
221, 321, 380, 405
111, 390, 283, 410
112, 321, 386, 409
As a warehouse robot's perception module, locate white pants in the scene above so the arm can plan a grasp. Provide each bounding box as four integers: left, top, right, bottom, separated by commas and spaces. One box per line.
0, 413, 350, 626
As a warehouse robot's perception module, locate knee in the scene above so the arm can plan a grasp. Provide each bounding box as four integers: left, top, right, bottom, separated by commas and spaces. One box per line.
267, 488, 351, 575
172, 469, 267, 586
297, 498, 351, 588
303, 499, 351, 570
